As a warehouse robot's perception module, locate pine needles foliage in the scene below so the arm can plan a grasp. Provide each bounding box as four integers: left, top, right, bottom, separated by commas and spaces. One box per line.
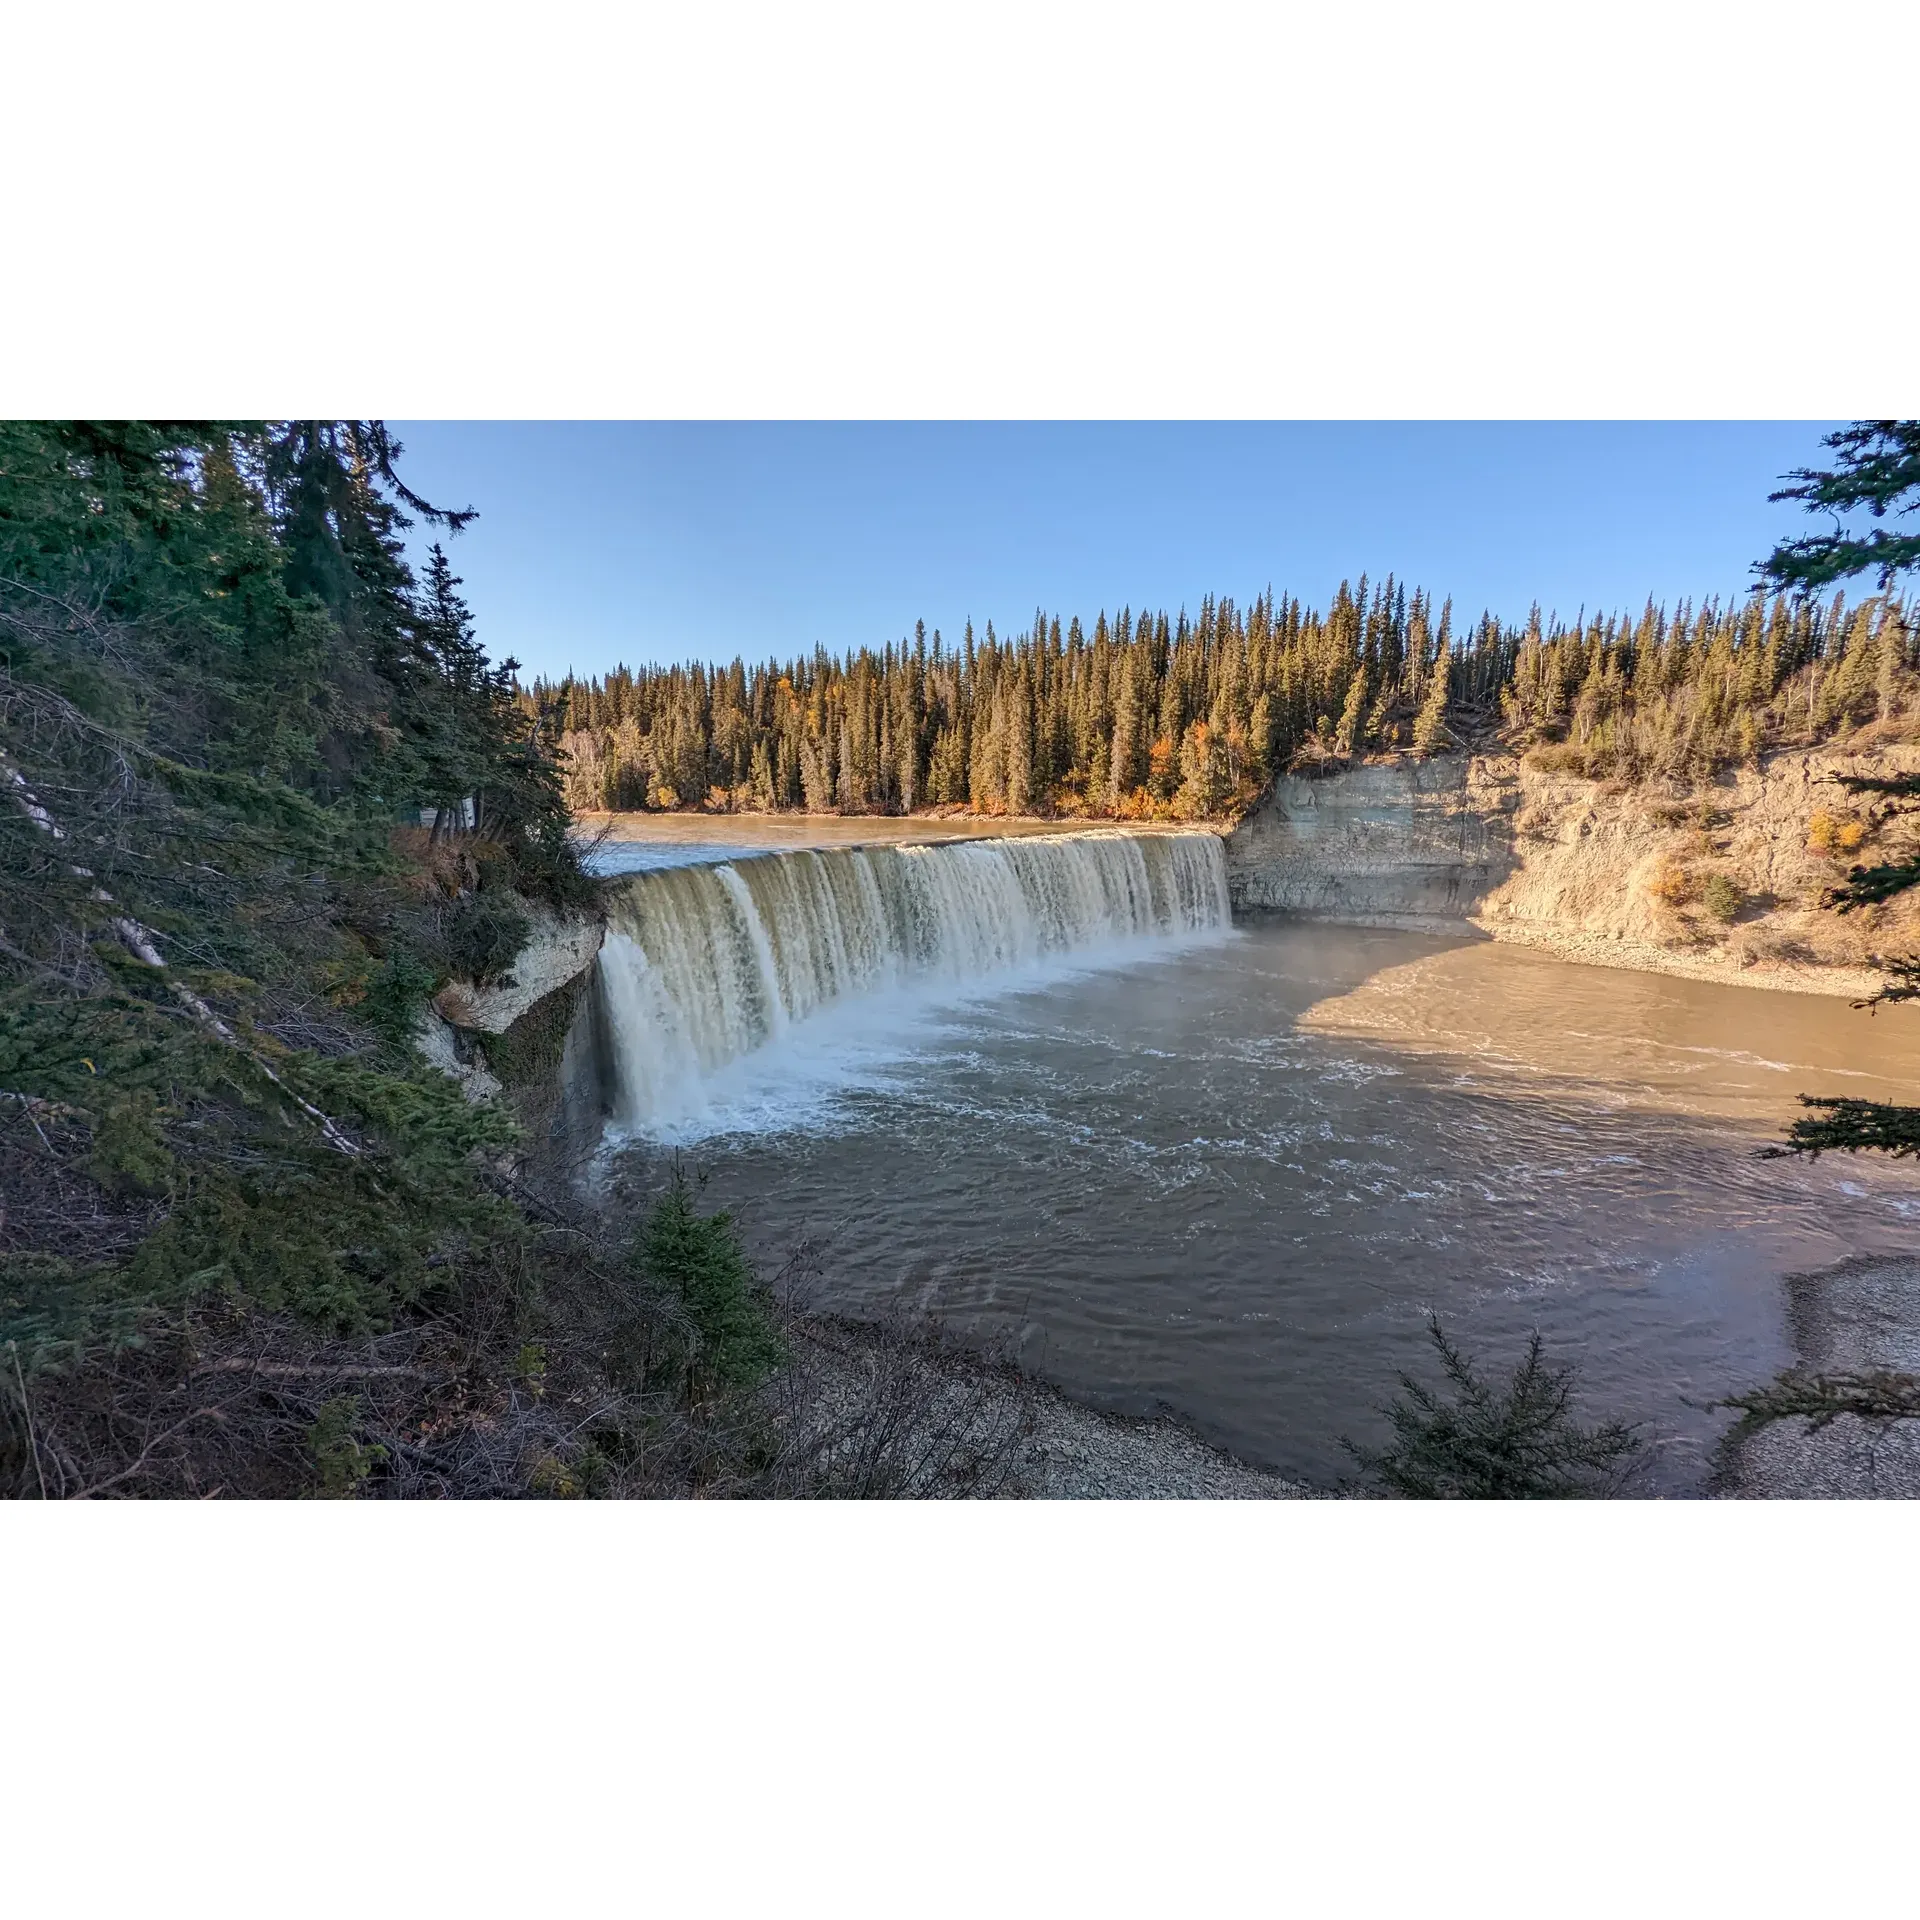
1, 421, 599, 1488
1756, 421, 1920, 1166
1722, 1368, 1920, 1433
1761, 422, 1920, 593
1345, 1316, 1644, 1499
1769, 1096, 1920, 1161
631, 1168, 787, 1406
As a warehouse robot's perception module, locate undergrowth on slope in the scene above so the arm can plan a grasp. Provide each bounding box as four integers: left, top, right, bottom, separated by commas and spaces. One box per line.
0, 423, 1067, 1501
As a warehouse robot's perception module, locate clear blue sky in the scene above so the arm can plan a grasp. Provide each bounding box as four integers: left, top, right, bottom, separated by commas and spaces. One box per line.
386, 423, 1848, 684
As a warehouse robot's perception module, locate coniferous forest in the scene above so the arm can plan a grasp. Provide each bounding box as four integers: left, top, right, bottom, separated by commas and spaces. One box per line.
0, 422, 817, 1498
7, 417, 1920, 1501
538, 581, 1918, 820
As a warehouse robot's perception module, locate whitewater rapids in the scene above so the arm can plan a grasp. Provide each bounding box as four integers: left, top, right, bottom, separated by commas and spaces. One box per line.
594, 828, 1231, 1134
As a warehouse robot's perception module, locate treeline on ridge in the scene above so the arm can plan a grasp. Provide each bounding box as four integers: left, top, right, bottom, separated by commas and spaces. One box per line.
540, 581, 1919, 819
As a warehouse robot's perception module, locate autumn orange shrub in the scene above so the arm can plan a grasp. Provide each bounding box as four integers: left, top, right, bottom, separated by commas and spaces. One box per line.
1649, 857, 1698, 907
1807, 808, 1868, 857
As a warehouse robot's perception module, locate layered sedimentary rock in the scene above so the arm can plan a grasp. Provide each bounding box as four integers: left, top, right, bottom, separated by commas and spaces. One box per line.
1225, 746, 1920, 997
1224, 758, 1515, 929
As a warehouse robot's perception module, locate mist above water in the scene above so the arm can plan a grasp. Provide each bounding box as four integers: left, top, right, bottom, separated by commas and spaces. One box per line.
593, 829, 1231, 1138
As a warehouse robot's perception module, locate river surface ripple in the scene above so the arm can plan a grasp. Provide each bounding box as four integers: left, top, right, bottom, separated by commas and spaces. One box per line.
607, 919, 1920, 1492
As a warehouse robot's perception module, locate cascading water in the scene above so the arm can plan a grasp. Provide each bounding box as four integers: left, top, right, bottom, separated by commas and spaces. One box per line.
594, 829, 1231, 1136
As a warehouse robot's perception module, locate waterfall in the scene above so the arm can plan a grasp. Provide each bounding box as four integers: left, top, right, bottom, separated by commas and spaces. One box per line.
595, 829, 1230, 1132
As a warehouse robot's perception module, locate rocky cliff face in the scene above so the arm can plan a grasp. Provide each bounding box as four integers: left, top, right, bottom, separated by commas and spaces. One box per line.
417, 906, 606, 1105
1224, 758, 1516, 930
1225, 746, 1920, 996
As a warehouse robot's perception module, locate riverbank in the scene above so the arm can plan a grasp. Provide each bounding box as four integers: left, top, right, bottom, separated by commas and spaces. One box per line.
803, 1272, 1920, 1500
783, 1314, 1315, 1499
1722, 1255, 1920, 1499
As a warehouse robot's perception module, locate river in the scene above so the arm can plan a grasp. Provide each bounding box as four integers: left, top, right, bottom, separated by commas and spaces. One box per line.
579, 820, 1920, 1492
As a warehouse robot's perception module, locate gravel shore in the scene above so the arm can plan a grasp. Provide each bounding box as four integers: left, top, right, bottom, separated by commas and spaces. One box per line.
782, 1314, 1318, 1500
1725, 1255, 1920, 1499
1014, 1377, 1315, 1500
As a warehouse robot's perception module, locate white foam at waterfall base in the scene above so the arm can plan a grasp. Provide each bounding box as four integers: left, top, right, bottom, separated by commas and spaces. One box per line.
595, 829, 1233, 1142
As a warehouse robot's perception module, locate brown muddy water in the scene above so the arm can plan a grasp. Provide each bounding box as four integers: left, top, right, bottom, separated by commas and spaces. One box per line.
585, 829, 1920, 1493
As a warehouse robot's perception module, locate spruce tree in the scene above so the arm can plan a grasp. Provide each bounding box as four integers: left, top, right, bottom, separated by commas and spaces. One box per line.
1763, 423, 1920, 593
1333, 669, 1368, 757
534, 518, 1909, 831
1412, 643, 1452, 754
1761, 422, 1920, 1158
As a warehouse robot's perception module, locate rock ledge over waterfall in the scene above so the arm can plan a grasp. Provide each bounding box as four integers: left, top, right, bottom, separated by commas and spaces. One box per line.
418, 906, 606, 1104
